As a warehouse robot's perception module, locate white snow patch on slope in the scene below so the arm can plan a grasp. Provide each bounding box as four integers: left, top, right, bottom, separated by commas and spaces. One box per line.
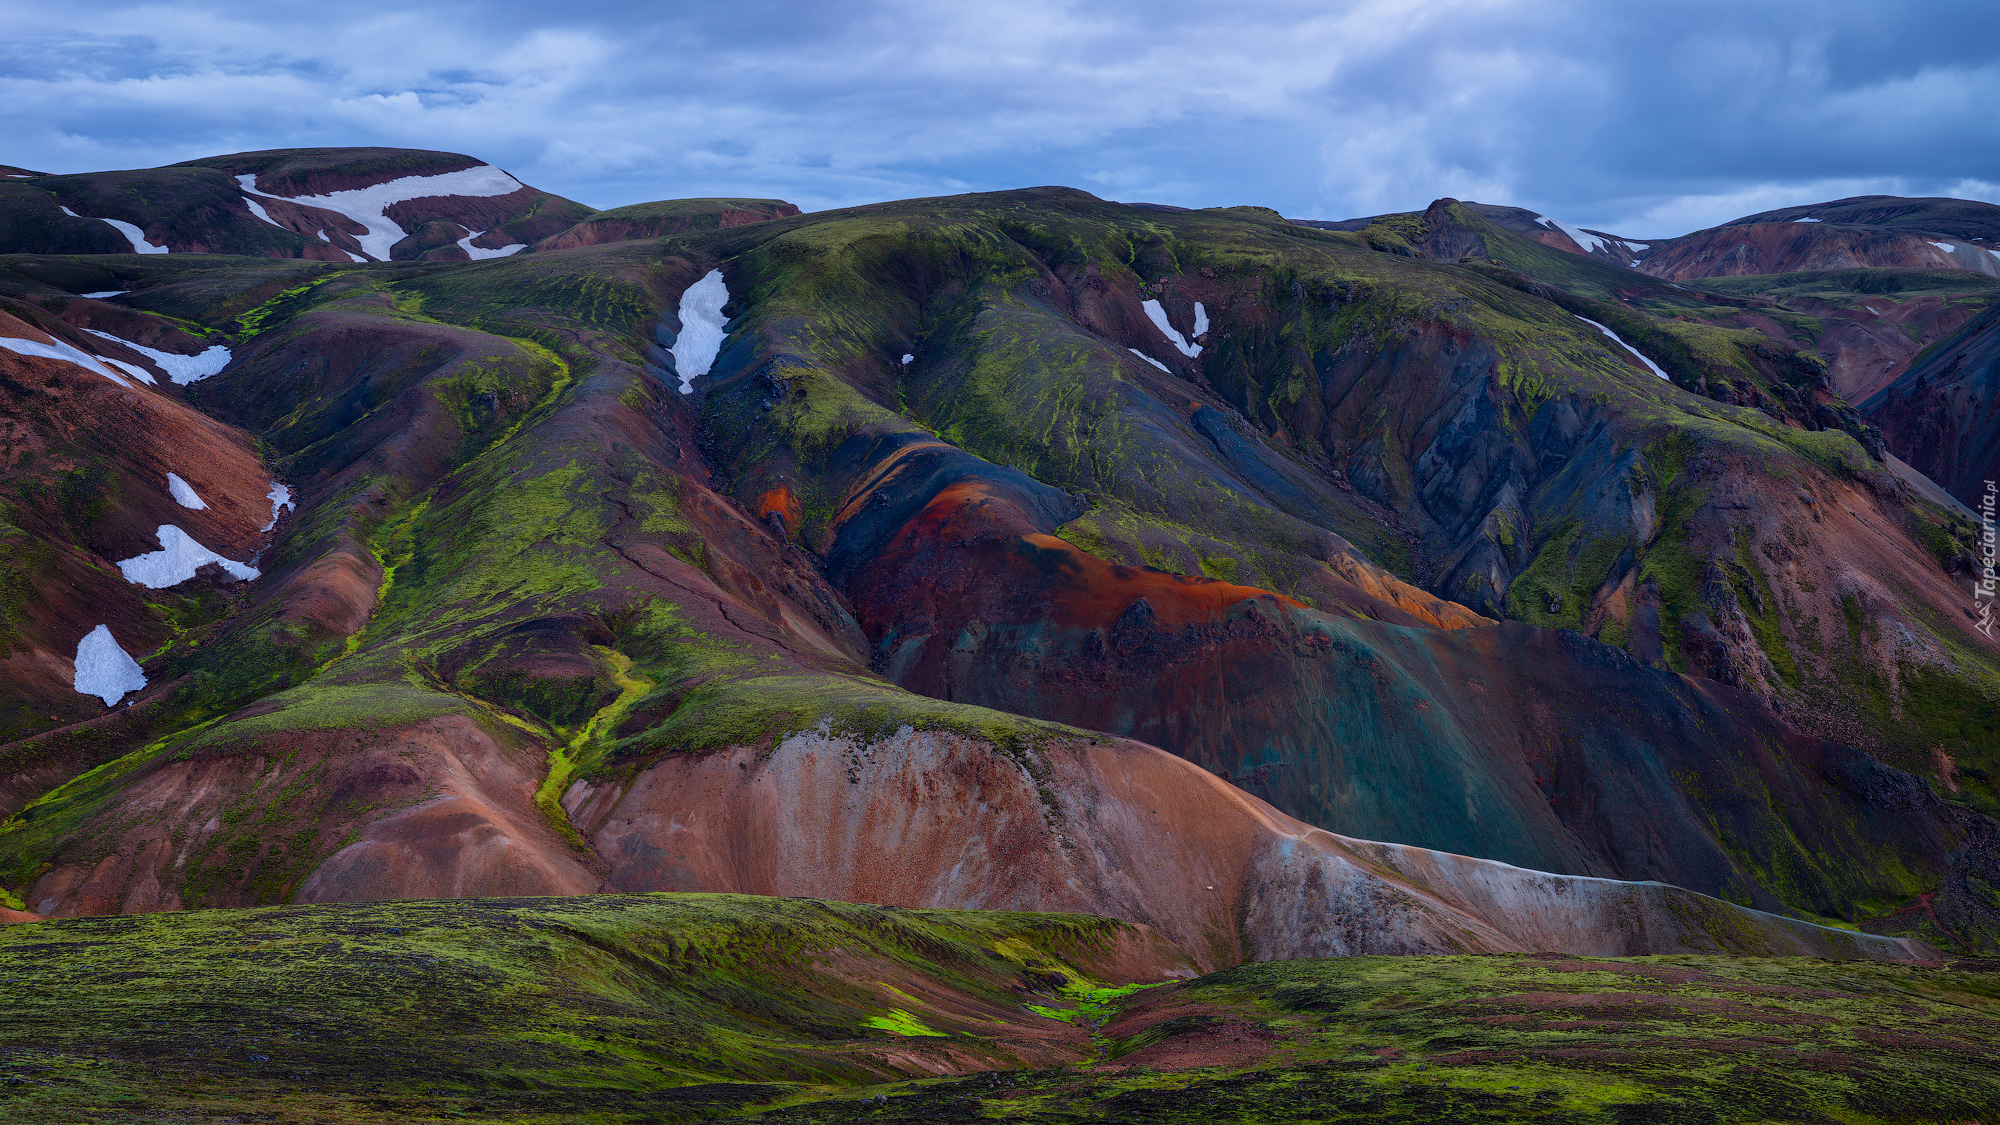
900, 353, 914, 365
261, 483, 294, 532
1127, 348, 1170, 372
670, 270, 729, 394
59, 205, 166, 252
1793, 216, 1822, 222
82, 328, 231, 385
81, 290, 127, 299
0, 331, 130, 387
101, 217, 168, 254
1141, 299, 1202, 357
1930, 241, 1958, 253
454, 230, 526, 259
116, 525, 259, 587
166, 472, 207, 509
1576, 316, 1670, 380
99, 355, 155, 384
1542, 216, 1607, 254
73, 625, 146, 706
314, 229, 366, 262
238, 166, 525, 262
1192, 302, 1209, 338
242, 196, 287, 229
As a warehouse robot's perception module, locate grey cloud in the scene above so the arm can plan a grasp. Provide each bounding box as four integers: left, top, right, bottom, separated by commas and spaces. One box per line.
0, 0, 1994, 235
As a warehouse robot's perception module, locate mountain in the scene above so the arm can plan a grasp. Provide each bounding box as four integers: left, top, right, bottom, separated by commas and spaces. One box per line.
0, 147, 594, 261
1863, 298, 2000, 510
4, 142, 1995, 1120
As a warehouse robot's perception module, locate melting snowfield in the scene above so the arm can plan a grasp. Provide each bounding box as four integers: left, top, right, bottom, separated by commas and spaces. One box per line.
83, 328, 231, 385
116, 526, 260, 588
0, 332, 135, 387
237, 166, 525, 262
1142, 299, 1205, 357
241, 197, 287, 230
61, 205, 167, 253
72, 625, 146, 707
1541, 216, 1608, 254
670, 270, 730, 394
81, 290, 127, 299
1127, 348, 1171, 372
1576, 316, 1671, 380
166, 473, 207, 510
455, 230, 527, 260
261, 483, 295, 532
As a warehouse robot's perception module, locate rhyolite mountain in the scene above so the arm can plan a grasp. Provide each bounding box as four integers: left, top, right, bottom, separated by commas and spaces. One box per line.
0, 147, 595, 261
1365, 192, 2000, 508
0, 146, 1996, 971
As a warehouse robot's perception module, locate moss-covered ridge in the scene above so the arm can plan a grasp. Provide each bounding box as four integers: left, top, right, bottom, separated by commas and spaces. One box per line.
0, 893, 1184, 1123
0, 896, 1990, 1124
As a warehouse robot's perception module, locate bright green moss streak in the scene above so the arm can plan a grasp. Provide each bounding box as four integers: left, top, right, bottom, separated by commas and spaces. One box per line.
536, 647, 651, 848
231, 270, 352, 337
861, 1008, 946, 1037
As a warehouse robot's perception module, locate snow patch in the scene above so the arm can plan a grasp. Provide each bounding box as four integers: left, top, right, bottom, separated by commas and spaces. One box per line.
1141, 299, 1202, 357
101, 217, 168, 254
900, 353, 914, 365
1541, 216, 1607, 254
1127, 348, 1170, 372
81, 290, 127, 299
241, 196, 287, 229
1576, 316, 1670, 380
99, 356, 156, 384
0, 331, 130, 387
261, 483, 294, 532
1929, 241, 1958, 254
1192, 302, 1208, 338
166, 472, 207, 510
670, 269, 729, 394
82, 328, 231, 385
116, 525, 259, 588
454, 229, 527, 260
238, 165, 525, 262
59, 205, 166, 252
72, 625, 146, 707
1793, 216, 1822, 223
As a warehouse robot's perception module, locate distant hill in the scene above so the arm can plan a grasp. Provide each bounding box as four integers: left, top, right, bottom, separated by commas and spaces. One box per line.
0, 147, 595, 261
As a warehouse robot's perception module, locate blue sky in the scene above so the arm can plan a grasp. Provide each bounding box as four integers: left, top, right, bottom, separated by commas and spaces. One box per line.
4, 0, 1997, 236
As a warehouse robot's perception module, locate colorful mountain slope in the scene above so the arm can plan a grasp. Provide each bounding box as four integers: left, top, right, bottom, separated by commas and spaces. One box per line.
1863, 298, 2000, 509
0, 157, 1994, 963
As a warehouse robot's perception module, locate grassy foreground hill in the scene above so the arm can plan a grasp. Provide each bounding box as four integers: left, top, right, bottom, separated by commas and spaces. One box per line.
0, 894, 1994, 1124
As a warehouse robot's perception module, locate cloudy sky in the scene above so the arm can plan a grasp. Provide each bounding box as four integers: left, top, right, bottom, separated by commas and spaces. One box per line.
5, 0, 1997, 236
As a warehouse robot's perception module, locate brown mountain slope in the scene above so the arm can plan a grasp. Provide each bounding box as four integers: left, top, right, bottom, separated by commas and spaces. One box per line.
0, 147, 595, 261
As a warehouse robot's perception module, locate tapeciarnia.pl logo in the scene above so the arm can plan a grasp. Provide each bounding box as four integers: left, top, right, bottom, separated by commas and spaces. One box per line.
1978, 480, 1997, 639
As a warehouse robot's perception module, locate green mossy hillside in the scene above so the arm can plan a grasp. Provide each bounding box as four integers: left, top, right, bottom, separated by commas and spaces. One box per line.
0, 898, 1992, 1124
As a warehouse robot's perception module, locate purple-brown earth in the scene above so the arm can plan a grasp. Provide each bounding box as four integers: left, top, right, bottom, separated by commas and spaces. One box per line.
1, 147, 1997, 1123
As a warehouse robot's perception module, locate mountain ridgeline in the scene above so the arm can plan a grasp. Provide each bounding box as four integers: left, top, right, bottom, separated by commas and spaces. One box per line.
0, 147, 1995, 973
